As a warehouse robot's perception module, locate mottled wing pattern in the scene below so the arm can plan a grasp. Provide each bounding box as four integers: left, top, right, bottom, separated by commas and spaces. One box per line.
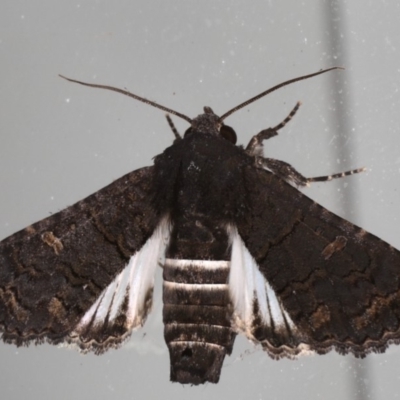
0, 166, 163, 352
236, 166, 400, 358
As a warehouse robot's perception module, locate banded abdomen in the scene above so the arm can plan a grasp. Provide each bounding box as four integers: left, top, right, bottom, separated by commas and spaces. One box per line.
163, 219, 236, 384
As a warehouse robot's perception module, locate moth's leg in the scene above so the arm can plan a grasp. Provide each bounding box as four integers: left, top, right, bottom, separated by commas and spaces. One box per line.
246, 102, 301, 156
256, 157, 366, 187
166, 114, 182, 141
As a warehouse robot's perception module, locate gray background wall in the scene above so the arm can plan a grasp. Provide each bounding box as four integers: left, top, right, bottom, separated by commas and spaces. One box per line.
1, 1, 399, 399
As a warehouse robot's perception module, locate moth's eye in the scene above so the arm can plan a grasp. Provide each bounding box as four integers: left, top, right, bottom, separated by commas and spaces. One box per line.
220, 125, 237, 144
184, 127, 192, 137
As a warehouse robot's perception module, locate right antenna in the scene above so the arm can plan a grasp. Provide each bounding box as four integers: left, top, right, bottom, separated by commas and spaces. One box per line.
218, 67, 344, 122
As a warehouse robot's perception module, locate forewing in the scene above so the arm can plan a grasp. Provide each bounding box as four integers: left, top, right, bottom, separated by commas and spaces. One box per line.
0, 166, 166, 352
235, 166, 400, 358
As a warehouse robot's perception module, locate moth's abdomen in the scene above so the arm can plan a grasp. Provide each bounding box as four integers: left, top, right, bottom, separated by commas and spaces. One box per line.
163, 259, 236, 385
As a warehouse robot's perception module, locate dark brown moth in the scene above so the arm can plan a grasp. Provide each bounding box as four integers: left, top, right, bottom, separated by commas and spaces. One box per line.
1, 67, 399, 385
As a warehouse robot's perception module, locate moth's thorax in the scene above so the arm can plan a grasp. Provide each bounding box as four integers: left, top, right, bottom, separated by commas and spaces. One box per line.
191, 107, 222, 135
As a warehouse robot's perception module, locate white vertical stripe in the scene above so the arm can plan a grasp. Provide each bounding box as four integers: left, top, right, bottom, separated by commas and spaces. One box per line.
228, 226, 295, 333
125, 221, 169, 325
76, 219, 170, 331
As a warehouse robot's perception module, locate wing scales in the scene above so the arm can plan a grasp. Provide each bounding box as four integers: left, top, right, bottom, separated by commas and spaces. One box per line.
0, 167, 162, 349
237, 166, 400, 357
229, 226, 307, 357
72, 219, 170, 352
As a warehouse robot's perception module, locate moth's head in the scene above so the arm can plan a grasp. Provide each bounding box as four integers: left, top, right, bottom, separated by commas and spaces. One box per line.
185, 106, 237, 144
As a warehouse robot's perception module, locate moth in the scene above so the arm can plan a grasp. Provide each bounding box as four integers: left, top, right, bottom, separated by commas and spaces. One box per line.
1, 67, 399, 385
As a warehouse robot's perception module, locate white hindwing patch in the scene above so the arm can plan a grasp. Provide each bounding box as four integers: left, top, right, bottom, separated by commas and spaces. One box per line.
75, 219, 170, 334
229, 227, 296, 337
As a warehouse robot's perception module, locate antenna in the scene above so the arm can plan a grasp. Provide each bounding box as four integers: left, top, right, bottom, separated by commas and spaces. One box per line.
219, 67, 343, 122
58, 75, 192, 123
